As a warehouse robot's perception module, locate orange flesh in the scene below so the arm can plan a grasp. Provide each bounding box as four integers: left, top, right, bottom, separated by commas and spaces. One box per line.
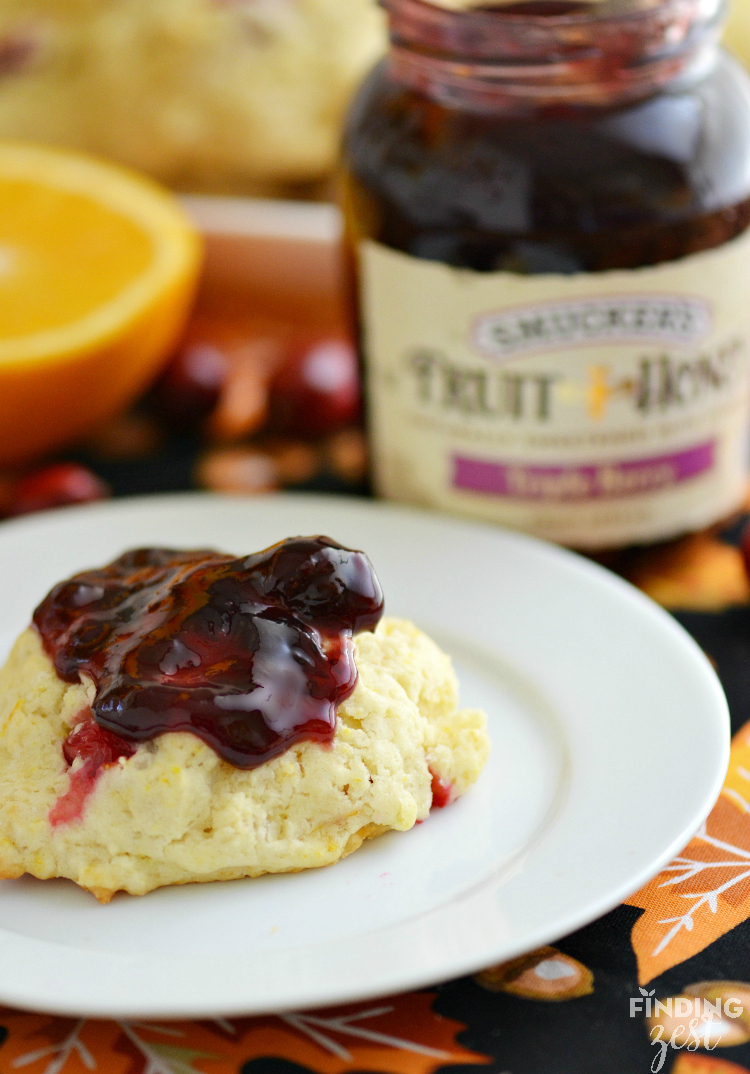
0, 179, 154, 342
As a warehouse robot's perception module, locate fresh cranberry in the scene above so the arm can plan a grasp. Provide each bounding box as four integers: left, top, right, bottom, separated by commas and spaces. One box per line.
156, 340, 230, 430
270, 336, 361, 438
8, 463, 109, 517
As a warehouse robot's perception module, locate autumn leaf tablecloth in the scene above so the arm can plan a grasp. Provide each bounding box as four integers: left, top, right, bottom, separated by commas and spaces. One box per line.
5, 483, 750, 1074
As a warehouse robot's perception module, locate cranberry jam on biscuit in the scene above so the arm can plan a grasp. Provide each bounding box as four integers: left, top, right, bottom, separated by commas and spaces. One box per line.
0, 537, 489, 902
33, 538, 384, 768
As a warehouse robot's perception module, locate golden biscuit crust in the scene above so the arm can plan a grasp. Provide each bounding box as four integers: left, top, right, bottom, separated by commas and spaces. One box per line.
0, 619, 489, 901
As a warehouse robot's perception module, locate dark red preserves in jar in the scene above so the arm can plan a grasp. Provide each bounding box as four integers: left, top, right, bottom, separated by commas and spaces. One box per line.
344, 0, 750, 549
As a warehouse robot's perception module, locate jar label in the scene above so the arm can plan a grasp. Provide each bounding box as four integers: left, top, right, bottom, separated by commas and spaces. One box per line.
359, 231, 750, 547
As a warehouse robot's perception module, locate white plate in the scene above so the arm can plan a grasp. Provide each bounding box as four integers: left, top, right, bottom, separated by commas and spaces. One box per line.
0, 493, 729, 1019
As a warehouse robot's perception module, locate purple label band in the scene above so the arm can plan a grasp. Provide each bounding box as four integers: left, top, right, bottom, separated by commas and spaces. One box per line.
453, 441, 715, 502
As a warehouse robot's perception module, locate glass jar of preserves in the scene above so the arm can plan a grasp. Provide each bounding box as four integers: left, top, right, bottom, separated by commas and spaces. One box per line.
343, 0, 750, 549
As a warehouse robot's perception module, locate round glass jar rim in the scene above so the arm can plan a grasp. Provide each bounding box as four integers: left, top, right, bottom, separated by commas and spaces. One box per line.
382, 0, 725, 108
381, 0, 724, 65
384, 0, 718, 19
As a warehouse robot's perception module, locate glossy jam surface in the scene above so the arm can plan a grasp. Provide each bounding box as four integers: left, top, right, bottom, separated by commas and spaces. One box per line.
34, 537, 384, 769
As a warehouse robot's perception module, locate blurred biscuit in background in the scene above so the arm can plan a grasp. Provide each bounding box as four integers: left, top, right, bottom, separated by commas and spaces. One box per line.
0, 0, 386, 194
724, 0, 750, 71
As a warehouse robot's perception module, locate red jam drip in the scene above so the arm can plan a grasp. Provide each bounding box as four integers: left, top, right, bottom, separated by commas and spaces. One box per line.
34, 537, 384, 770
50, 708, 136, 827
429, 767, 455, 809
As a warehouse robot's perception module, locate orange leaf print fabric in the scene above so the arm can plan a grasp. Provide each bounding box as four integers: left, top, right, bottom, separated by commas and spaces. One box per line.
0, 993, 490, 1074
672, 1057, 750, 1074
627, 720, 750, 984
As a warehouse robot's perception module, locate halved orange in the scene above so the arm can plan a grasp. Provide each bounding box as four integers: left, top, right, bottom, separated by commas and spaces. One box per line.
0, 142, 202, 465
